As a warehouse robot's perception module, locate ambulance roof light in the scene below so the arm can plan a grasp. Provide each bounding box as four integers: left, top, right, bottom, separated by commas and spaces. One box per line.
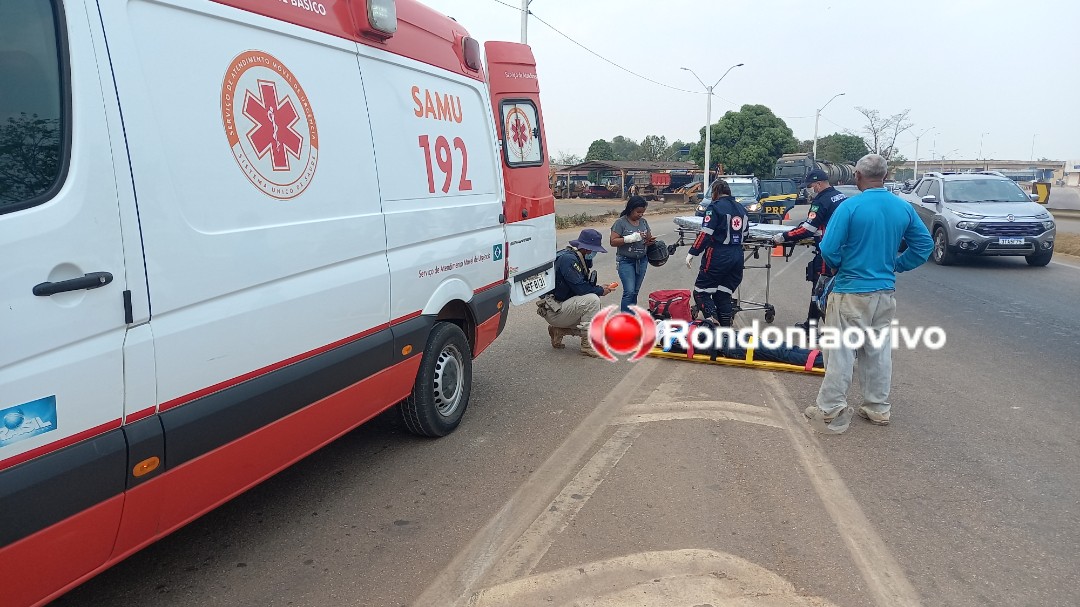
462, 37, 481, 71
364, 0, 397, 39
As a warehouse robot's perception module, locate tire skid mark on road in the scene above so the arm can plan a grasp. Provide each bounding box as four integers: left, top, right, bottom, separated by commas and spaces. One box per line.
760, 373, 923, 607
412, 358, 671, 607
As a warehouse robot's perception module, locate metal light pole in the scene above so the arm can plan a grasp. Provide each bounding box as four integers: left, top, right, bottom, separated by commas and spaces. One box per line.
520, 0, 533, 44
941, 148, 958, 172
812, 92, 845, 160
1031, 133, 1037, 161
682, 63, 743, 186
978, 132, 988, 160
913, 127, 934, 181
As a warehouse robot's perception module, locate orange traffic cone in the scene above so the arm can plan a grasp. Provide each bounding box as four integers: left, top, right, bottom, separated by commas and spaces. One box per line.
771, 244, 784, 257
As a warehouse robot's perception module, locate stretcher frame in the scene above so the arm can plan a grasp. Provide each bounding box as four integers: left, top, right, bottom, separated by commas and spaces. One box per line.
671, 217, 813, 325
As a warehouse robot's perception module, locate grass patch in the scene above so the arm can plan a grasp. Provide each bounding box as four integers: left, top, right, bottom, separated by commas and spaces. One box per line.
554, 205, 697, 230
1055, 232, 1080, 257
555, 211, 617, 230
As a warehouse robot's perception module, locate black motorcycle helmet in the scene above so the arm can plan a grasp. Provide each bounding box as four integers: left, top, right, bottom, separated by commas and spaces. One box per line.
646, 240, 669, 267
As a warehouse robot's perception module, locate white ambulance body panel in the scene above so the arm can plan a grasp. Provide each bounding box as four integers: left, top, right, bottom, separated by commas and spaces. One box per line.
359, 50, 505, 320
96, 0, 390, 405
0, 0, 128, 460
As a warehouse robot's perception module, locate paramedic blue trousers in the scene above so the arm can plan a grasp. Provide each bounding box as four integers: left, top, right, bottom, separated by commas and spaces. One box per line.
693, 245, 743, 325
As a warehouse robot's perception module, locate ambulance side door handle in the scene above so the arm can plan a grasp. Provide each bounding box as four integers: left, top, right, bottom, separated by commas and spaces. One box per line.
33, 271, 114, 296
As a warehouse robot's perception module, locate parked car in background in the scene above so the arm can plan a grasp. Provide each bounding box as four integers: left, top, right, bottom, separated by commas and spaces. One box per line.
834, 184, 861, 198
695, 175, 779, 222
901, 171, 1056, 266
581, 185, 618, 199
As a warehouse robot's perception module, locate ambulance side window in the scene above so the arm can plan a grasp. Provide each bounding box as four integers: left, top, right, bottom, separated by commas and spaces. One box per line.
499, 100, 544, 168
0, 0, 66, 214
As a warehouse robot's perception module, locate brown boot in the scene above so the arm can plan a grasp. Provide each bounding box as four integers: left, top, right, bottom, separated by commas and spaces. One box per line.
548, 325, 568, 349
579, 335, 603, 358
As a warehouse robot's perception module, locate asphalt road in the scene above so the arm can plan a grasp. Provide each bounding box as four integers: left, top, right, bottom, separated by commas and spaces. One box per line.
57, 214, 1080, 606
1048, 186, 1080, 211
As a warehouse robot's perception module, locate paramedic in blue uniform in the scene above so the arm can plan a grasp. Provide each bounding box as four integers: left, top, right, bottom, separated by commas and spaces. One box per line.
538, 228, 614, 357
771, 168, 847, 332
684, 179, 749, 327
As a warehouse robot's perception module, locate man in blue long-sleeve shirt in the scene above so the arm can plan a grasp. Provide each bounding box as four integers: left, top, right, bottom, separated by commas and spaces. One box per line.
805, 154, 933, 434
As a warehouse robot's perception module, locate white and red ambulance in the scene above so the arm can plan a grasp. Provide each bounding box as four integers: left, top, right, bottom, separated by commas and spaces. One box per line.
0, 1, 555, 604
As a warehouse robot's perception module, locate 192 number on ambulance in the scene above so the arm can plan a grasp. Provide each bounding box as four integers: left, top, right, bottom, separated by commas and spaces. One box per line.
419, 135, 472, 193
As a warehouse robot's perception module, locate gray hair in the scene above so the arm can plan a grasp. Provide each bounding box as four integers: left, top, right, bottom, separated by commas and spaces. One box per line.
855, 154, 888, 180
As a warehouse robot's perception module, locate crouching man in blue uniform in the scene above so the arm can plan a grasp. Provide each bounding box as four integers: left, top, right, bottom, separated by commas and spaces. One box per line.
684, 179, 749, 327
536, 228, 615, 357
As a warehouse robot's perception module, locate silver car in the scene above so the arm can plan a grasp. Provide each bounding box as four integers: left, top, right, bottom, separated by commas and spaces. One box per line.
903, 172, 1056, 266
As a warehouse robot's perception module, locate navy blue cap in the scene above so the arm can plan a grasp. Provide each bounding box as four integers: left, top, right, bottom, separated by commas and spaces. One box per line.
802, 168, 829, 186
570, 228, 608, 253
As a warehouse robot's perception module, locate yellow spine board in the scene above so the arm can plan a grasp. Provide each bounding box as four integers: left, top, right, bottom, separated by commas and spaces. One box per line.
647, 347, 825, 376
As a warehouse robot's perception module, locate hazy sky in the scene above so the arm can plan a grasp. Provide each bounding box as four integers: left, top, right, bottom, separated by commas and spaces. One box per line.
423, 0, 1079, 163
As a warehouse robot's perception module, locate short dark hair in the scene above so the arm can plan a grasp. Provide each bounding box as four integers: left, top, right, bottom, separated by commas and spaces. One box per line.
710, 179, 731, 199
620, 196, 648, 217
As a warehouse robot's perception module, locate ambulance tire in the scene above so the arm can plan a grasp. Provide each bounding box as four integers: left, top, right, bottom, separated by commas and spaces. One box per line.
401, 322, 473, 437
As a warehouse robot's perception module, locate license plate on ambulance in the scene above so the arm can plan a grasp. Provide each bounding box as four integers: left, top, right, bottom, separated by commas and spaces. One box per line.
998, 238, 1025, 245
520, 271, 548, 296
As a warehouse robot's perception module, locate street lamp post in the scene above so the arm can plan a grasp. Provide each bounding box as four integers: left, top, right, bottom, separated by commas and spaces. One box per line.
913, 127, 934, 181
812, 92, 845, 160
940, 148, 959, 172
682, 63, 743, 187
979, 132, 988, 160
520, 0, 533, 44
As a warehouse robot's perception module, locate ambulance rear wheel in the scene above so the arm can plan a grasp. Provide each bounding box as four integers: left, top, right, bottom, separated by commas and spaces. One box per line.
401, 322, 472, 437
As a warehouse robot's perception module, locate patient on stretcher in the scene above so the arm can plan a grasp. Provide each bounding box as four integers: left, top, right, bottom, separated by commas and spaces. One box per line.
654, 318, 825, 369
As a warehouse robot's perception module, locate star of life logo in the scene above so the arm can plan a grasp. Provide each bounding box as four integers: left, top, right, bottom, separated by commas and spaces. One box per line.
221, 51, 318, 199
504, 106, 536, 163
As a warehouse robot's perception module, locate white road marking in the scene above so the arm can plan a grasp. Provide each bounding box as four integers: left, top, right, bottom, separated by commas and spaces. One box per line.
614, 399, 781, 428
485, 424, 643, 586
471, 549, 837, 607
412, 358, 667, 607
760, 373, 923, 606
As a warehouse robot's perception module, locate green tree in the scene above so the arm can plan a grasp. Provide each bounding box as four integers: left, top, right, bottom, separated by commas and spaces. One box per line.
585, 139, 615, 161
639, 135, 668, 161
815, 133, 869, 164
610, 135, 642, 161
689, 104, 798, 177
664, 139, 691, 160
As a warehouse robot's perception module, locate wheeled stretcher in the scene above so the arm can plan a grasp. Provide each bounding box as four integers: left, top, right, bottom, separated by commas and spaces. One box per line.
669, 216, 814, 324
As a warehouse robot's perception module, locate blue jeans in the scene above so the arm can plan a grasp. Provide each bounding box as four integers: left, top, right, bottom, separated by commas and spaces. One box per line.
616, 255, 648, 313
